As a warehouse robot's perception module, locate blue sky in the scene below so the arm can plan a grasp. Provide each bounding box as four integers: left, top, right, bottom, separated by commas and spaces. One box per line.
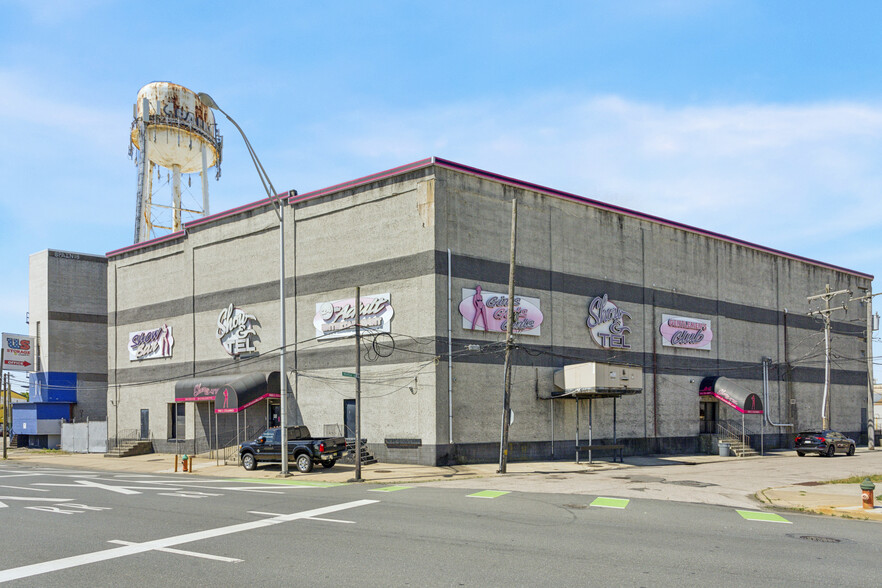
2, 1, 882, 389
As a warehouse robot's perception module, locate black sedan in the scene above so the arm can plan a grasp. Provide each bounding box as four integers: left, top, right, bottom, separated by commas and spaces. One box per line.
795, 430, 856, 457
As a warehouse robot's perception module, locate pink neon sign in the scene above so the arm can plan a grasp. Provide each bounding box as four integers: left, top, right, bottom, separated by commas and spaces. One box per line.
458, 286, 543, 336
659, 314, 713, 350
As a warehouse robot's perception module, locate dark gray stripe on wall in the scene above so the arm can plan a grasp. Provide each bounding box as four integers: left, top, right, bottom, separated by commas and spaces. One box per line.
48, 311, 107, 324
110, 249, 862, 337
111, 338, 865, 388
439, 252, 861, 334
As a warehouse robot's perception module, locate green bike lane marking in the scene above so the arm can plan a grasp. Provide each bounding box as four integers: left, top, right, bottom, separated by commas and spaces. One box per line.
467, 490, 510, 499
369, 486, 412, 492
736, 510, 791, 524
590, 497, 630, 509
226, 479, 347, 488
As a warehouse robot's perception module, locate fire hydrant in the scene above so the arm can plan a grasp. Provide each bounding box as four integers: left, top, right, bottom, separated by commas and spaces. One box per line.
860, 478, 875, 509
182, 454, 189, 473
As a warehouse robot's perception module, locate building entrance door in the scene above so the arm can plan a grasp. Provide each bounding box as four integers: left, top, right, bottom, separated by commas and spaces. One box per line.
699, 400, 717, 434
344, 399, 356, 439
140, 409, 150, 439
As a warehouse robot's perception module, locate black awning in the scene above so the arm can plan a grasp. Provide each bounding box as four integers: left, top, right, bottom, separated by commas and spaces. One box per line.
699, 376, 763, 414
174, 372, 280, 414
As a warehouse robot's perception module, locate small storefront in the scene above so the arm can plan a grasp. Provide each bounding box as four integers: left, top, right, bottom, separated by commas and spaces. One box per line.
171, 372, 281, 452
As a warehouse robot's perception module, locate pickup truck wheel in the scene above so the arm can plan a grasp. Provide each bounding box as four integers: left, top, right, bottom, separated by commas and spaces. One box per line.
296, 454, 314, 473
242, 452, 257, 471
321, 459, 336, 469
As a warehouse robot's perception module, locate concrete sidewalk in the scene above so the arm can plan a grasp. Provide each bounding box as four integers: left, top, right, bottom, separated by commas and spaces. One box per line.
3, 447, 881, 520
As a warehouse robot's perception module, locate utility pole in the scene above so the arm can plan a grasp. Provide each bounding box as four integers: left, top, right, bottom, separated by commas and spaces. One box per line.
354, 286, 362, 482
498, 199, 517, 474
807, 284, 850, 430
848, 290, 880, 450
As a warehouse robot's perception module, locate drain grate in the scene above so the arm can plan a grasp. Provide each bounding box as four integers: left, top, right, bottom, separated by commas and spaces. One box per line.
799, 535, 841, 543
563, 503, 588, 509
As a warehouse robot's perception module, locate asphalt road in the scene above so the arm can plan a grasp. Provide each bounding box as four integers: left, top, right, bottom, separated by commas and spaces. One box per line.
0, 462, 879, 587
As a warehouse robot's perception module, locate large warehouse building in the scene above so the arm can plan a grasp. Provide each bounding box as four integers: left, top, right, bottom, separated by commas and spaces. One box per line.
105, 157, 873, 465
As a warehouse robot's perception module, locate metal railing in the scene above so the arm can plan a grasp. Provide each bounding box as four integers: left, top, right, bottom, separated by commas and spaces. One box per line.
107, 428, 142, 452
323, 423, 344, 437
717, 421, 752, 451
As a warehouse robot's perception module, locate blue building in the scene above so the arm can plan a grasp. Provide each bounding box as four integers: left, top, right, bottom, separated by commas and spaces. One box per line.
12, 372, 77, 449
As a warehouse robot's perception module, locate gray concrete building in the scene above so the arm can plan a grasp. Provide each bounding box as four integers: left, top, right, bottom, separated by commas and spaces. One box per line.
105, 158, 873, 465
15, 250, 108, 448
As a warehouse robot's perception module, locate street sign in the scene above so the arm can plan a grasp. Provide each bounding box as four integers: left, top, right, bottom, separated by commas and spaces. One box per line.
2, 333, 35, 372
342, 372, 358, 378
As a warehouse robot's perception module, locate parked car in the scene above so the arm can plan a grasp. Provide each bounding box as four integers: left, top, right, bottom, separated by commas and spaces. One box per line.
238, 425, 347, 472
794, 430, 856, 457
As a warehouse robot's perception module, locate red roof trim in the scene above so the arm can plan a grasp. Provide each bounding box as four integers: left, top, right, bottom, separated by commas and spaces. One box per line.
431, 158, 873, 280
106, 156, 873, 279
288, 158, 435, 204
106, 230, 187, 258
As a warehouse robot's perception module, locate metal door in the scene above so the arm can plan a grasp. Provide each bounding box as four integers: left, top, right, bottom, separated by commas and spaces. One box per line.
344, 399, 356, 439
140, 409, 149, 440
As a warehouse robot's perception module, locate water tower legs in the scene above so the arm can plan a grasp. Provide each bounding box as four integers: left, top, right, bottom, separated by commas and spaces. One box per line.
141, 162, 154, 242
172, 164, 182, 232
201, 145, 210, 217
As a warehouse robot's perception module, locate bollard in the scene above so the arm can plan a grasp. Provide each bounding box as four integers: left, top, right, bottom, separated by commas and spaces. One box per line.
860, 478, 875, 509
174, 454, 179, 473
189, 455, 194, 473
182, 454, 189, 473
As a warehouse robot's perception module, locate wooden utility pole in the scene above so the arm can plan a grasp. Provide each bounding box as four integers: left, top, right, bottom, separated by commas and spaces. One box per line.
498, 199, 518, 474
354, 286, 362, 482
807, 284, 849, 430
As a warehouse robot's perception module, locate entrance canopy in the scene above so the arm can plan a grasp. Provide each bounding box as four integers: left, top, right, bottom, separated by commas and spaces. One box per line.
699, 376, 763, 414
174, 372, 280, 414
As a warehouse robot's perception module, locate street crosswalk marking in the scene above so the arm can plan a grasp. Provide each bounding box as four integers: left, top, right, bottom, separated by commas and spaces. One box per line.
108, 540, 242, 563
226, 478, 345, 488
467, 490, 510, 499
736, 510, 791, 524
591, 497, 630, 509
0, 499, 378, 583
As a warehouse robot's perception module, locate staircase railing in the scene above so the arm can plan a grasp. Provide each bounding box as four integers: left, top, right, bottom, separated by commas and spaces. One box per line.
107, 428, 141, 452
717, 421, 752, 451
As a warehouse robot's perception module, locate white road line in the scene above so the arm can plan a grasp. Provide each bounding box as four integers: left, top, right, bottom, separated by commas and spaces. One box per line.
107, 540, 242, 563
34, 480, 175, 495
0, 499, 378, 583
0, 497, 74, 508
304, 517, 355, 524
248, 511, 283, 516
0, 485, 49, 492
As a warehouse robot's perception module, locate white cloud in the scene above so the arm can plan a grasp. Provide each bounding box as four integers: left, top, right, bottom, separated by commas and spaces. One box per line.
287, 94, 882, 267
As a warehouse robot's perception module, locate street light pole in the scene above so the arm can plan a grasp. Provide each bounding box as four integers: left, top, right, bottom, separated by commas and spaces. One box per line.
197, 92, 291, 476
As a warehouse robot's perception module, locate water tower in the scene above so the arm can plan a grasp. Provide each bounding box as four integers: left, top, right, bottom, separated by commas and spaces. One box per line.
129, 82, 223, 243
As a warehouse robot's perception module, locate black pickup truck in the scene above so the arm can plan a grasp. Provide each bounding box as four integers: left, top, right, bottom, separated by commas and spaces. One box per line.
238, 425, 347, 473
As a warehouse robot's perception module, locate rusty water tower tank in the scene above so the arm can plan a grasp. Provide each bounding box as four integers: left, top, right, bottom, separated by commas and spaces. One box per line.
129, 82, 223, 243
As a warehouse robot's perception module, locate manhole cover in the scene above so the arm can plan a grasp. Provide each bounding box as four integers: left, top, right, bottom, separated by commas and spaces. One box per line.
799, 535, 841, 543
665, 480, 717, 488
626, 475, 665, 483
373, 469, 392, 473
796, 481, 822, 486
